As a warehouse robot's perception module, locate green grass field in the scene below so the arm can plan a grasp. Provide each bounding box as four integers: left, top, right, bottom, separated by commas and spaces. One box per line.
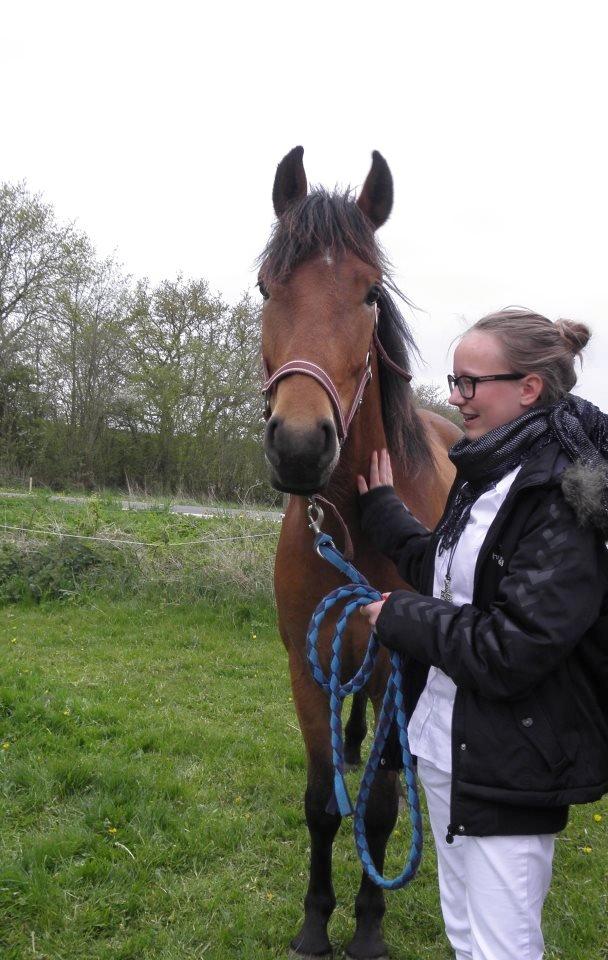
1, 495, 606, 959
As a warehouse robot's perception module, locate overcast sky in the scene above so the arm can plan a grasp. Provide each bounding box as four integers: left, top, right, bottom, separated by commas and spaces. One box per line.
3, 0, 607, 406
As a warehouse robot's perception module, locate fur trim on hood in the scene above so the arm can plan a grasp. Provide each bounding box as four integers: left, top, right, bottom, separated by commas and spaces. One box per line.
561, 461, 608, 534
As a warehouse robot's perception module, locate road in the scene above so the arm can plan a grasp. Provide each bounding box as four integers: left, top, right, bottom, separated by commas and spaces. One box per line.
0, 490, 284, 522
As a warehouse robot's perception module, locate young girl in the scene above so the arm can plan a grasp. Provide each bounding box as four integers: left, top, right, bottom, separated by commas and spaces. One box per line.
357, 308, 608, 960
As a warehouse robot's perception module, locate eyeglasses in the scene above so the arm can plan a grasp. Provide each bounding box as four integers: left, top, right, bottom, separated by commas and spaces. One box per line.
447, 373, 524, 399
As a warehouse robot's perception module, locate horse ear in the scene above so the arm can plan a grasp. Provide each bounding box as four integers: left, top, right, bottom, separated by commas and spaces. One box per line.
272, 146, 307, 217
357, 151, 393, 229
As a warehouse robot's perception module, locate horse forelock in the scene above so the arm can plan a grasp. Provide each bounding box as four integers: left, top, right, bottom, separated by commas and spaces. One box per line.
257, 188, 389, 284
258, 188, 433, 472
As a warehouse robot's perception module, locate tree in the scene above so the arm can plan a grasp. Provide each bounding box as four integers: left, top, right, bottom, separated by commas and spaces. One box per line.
414, 382, 462, 426
127, 277, 262, 490
0, 181, 76, 372
48, 238, 132, 483
0, 362, 47, 469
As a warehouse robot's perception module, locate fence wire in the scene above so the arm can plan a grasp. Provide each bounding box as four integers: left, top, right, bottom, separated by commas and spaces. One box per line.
0, 523, 279, 548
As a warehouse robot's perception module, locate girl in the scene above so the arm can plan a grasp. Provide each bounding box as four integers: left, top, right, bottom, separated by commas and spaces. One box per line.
357, 308, 608, 960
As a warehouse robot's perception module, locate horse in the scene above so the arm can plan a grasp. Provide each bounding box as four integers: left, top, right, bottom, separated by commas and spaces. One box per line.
258, 146, 460, 960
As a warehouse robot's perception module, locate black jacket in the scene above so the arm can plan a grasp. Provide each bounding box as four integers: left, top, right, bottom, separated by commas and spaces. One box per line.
360, 442, 608, 837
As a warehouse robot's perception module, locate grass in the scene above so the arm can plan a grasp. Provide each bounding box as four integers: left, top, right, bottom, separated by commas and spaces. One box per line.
1, 599, 606, 960
0, 494, 606, 958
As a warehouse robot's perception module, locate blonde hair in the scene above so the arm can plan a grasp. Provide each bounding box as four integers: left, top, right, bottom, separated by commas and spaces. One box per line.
469, 307, 591, 403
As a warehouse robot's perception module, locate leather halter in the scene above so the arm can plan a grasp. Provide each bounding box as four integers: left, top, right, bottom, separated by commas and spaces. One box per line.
262, 304, 413, 446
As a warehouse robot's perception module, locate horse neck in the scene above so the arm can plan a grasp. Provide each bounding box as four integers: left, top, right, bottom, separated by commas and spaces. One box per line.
323, 356, 445, 536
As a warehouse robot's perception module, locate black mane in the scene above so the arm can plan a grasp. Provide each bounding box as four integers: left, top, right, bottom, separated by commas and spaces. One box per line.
258, 189, 433, 472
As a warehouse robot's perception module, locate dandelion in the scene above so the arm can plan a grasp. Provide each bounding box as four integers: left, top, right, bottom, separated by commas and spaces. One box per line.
63, 709, 71, 716
107, 826, 117, 835
252, 634, 257, 640
582, 845, 592, 854
593, 814, 602, 823
266, 891, 274, 900
11, 638, 17, 644
2, 742, 9, 751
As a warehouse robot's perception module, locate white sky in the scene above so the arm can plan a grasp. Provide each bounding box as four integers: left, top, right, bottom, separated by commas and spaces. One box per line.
3, 0, 607, 405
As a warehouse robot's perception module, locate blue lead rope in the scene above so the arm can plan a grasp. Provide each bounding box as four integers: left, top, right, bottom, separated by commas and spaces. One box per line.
306, 530, 423, 890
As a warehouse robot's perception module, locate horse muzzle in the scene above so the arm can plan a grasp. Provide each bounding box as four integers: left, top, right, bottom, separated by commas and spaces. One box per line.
264, 414, 340, 493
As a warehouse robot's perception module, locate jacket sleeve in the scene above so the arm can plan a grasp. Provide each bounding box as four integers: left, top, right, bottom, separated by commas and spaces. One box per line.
375, 490, 607, 700
359, 485, 433, 592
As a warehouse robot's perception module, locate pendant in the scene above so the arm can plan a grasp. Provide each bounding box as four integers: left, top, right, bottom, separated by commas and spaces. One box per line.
440, 575, 453, 602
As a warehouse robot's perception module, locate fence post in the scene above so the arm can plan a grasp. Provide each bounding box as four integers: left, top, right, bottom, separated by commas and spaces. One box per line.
29, 477, 33, 494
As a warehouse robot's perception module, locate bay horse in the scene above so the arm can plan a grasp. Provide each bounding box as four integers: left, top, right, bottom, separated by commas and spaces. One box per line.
258, 147, 459, 960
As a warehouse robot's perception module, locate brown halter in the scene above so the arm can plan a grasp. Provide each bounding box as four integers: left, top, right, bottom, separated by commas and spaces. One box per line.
262, 305, 413, 446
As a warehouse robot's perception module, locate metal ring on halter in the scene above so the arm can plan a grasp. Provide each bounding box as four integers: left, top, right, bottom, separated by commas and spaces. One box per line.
307, 499, 325, 534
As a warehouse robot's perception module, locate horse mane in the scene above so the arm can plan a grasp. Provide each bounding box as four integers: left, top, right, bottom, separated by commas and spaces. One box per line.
258, 188, 434, 472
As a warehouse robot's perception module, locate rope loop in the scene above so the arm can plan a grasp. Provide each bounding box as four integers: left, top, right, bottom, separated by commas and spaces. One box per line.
306, 531, 423, 889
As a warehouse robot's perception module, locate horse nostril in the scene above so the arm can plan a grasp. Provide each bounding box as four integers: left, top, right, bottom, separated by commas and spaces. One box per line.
319, 418, 336, 454
264, 415, 282, 462
266, 416, 278, 446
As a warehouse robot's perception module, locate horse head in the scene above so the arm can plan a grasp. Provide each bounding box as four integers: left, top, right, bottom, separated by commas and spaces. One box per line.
259, 146, 396, 494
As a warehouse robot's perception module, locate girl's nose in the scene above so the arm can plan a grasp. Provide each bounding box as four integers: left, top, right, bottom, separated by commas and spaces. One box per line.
449, 385, 464, 407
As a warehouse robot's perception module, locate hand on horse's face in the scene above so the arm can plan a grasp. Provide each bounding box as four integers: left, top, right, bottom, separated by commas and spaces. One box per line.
356, 449, 394, 495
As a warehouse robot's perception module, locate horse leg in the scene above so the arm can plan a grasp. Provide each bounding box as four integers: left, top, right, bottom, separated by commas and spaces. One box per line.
290, 756, 341, 958
289, 667, 341, 958
345, 769, 400, 960
344, 690, 368, 768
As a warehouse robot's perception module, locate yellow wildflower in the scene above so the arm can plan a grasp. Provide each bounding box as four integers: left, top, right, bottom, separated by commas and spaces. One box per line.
593, 814, 602, 823
582, 845, 592, 854
2, 742, 9, 751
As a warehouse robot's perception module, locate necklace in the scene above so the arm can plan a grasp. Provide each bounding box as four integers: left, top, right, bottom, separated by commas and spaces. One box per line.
439, 541, 458, 603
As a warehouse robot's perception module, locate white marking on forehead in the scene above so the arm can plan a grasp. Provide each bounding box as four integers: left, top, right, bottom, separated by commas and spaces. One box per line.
324, 250, 333, 266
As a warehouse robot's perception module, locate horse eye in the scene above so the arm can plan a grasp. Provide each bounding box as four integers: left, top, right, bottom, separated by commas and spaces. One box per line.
258, 280, 270, 301
365, 284, 382, 305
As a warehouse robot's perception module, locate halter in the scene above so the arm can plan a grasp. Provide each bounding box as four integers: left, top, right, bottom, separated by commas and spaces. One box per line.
262, 304, 413, 446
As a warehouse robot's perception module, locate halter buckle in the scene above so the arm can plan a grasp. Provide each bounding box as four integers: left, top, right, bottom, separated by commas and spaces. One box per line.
307, 498, 325, 534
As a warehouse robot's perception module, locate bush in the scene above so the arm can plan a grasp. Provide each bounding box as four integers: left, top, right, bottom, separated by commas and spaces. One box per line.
0, 539, 137, 603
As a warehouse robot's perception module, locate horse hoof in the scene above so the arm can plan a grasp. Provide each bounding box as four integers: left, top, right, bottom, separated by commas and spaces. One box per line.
345, 954, 389, 960
345, 934, 390, 960
288, 950, 332, 960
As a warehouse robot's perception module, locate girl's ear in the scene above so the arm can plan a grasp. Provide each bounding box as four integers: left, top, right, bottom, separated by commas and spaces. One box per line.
520, 373, 544, 407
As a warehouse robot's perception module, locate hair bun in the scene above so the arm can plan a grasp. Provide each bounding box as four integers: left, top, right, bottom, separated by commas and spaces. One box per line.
554, 319, 591, 357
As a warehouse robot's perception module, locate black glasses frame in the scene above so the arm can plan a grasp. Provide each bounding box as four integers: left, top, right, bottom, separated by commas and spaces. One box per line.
447, 373, 524, 399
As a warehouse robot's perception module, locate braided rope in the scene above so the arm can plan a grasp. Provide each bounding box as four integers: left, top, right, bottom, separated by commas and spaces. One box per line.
306, 531, 423, 890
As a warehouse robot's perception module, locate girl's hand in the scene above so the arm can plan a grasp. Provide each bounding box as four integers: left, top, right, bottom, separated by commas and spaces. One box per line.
357, 449, 394, 495
359, 592, 391, 627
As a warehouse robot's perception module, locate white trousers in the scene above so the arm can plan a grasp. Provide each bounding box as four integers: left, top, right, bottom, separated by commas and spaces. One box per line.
417, 758, 555, 960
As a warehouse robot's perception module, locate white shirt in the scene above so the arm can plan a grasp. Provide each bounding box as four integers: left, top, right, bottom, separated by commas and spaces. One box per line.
407, 465, 522, 773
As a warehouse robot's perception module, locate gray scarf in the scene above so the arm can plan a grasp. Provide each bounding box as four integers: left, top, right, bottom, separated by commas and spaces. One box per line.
435, 394, 608, 553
